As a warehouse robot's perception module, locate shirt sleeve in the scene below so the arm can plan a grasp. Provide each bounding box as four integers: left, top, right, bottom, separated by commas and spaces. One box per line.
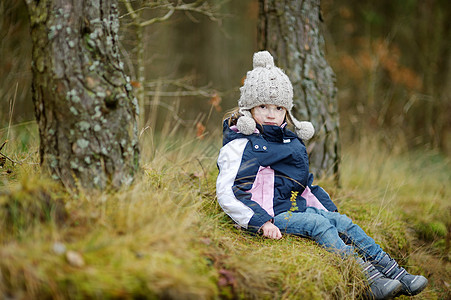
216, 138, 273, 232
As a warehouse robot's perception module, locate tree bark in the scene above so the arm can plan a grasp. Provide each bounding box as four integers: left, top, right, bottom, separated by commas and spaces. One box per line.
258, 0, 340, 181
25, 0, 139, 190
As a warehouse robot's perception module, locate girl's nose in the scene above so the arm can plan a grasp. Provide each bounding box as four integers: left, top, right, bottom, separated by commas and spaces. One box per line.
267, 108, 275, 118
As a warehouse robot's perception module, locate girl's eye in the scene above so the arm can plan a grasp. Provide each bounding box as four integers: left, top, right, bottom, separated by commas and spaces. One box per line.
277, 106, 284, 111
260, 105, 266, 109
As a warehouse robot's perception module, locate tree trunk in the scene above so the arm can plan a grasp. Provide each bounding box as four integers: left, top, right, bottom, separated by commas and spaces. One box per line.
258, 0, 340, 181
25, 0, 139, 190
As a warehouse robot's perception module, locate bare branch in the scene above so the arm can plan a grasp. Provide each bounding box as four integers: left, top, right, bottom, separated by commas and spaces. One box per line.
144, 78, 217, 98
120, 0, 222, 28
122, 0, 139, 22
145, 90, 211, 97
139, 7, 175, 27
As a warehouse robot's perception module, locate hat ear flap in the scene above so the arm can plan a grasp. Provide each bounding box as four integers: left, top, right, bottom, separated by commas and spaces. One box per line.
288, 111, 315, 141
236, 110, 256, 135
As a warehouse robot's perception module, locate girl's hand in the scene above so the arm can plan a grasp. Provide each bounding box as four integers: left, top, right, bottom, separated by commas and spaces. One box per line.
261, 221, 282, 240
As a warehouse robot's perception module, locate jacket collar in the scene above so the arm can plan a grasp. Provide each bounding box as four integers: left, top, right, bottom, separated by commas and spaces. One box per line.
256, 123, 297, 143
222, 119, 298, 145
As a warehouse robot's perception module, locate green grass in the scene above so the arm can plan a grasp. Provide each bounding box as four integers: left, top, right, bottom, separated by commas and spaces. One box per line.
0, 123, 450, 299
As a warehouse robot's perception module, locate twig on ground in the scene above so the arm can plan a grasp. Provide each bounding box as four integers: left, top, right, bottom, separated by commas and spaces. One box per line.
0, 140, 8, 152
0, 151, 21, 165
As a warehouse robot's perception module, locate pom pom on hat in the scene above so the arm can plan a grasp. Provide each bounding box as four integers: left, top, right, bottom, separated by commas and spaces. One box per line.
236, 110, 256, 135
294, 121, 315, 141
288, 110, 315, 141
253, 51, 274, 68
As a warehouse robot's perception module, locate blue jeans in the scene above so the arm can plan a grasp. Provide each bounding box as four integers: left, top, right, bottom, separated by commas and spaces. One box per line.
274, 207, 386, 261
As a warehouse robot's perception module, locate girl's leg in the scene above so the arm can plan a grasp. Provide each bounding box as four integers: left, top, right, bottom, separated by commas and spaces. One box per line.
299, 208, 427, 296
274, 209, 403, 299
306, 207, 386, 262
275, 207, 385, 260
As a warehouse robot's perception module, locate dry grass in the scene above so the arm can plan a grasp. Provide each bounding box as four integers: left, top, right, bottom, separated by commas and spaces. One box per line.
0, 123, 449, 299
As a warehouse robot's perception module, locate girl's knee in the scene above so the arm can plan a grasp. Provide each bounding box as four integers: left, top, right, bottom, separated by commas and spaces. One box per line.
310, 216, 337, 238
333, 213, 354, 228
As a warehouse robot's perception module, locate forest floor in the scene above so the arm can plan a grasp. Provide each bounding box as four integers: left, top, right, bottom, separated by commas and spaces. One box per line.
0, 123, 450, 299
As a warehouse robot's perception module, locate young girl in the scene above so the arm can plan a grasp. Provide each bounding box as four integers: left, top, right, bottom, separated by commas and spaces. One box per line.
216, 51, 427, 299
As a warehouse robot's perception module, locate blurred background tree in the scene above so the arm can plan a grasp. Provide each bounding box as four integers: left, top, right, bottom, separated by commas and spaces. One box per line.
258, 0, 340, 181
1, 0, 450, 160
321, 0, 450, 152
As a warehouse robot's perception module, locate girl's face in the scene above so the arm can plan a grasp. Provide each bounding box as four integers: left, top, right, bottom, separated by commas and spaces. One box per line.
251, 104, 287, 126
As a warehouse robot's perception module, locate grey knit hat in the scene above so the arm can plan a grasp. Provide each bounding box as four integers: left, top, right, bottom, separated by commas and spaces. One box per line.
236, 51, 314, 140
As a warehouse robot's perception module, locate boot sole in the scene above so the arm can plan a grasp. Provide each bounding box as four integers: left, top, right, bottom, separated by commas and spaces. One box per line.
385, 280, 403, 299
364, 280, 403, 300
399, 276, 428, 296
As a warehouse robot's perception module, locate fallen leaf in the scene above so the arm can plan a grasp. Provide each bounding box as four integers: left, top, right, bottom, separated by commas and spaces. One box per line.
66, 250, 85, 267
53, 242, 66, 255
199, 237, 211, 245
218, 269, 236, 287
241, 76, 246, 86
130, 81, 141, 88
196, 122, 206, 139
209, 92, 222, 112
86, 76, 96, 88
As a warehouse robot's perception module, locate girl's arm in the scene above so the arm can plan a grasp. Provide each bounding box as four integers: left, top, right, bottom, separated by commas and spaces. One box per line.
216, 138, 273, 232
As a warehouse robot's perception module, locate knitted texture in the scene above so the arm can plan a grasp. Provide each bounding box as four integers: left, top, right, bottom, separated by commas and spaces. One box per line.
236, 111, 256, 135
237, 51, 315, 140
291, 116, 315, 141
238, 51, 293, 111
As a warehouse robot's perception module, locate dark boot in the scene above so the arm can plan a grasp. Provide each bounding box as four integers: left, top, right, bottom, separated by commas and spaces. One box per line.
357, 257, 402, 300
373, 254, 428, 296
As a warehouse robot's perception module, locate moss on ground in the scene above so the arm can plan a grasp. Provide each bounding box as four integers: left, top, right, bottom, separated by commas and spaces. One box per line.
0, 129, 449, 299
